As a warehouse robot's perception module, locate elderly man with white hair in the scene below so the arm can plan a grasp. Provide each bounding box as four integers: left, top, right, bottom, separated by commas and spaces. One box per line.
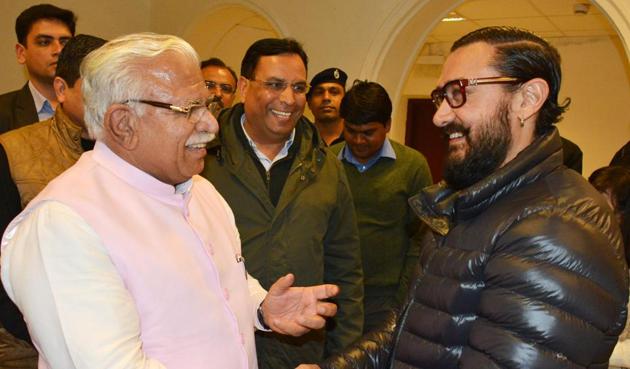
0, 33, 339, 369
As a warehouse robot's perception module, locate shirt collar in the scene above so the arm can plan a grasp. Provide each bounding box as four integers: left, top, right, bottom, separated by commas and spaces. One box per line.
339, 138, 396, 173
240, 113, 296, 171
28, 81, 54, 121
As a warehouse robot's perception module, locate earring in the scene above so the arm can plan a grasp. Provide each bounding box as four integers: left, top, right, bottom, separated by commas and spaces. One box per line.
519, 117, 525, 127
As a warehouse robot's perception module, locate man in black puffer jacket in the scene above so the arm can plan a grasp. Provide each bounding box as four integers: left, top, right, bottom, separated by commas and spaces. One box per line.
298, 26, 629, 369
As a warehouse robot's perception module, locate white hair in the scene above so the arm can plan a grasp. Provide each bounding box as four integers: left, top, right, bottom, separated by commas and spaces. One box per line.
80, 32, 200, 139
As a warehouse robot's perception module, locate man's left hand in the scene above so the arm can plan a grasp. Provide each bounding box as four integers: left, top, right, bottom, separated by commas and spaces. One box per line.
261, 273, 339, 336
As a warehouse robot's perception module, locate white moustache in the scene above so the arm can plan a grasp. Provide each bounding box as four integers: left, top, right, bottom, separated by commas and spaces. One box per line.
185, 132, 215, 146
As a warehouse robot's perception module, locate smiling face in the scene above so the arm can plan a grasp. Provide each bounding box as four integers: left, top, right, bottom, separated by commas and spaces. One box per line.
308, 82, 344, 123
239, 53, 307, 145
131, 52, 219, 185
16, 19, 72, 84
433, 41, 524, 189
344, 120, 390, 164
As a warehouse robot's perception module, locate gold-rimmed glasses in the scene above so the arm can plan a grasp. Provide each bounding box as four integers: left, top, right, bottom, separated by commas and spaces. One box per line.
248, 78, 309, 95
125, 95, 223, 121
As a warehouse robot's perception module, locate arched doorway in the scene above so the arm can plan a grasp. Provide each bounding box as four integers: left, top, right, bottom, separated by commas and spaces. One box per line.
371, 0, 630, 176
182, 4, 281, 77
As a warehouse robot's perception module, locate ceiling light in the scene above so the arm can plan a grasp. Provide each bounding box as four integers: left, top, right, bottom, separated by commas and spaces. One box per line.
442, 12, 465, 22
574, 3, 590, 15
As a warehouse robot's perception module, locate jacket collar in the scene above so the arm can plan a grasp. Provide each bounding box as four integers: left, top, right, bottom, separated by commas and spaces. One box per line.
215, 103, 327, 171
51, 107, 85, 155
409, 128, 563, 235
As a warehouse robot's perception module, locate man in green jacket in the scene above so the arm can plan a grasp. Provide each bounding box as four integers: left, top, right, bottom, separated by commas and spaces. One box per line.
330, 81, 432, 333
202, 38, 363, 369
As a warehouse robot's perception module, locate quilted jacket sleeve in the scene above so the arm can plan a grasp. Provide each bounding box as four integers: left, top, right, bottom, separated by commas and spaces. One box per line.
321, 310, 397, 369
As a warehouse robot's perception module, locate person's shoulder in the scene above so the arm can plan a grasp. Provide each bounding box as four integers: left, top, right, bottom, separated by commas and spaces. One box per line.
0, 89, 18, 100
0, 83, 30, 104
0, 119, 50, 144
329, 141, 345, 155
390, 140, 428, 163
0, 89, 21, 115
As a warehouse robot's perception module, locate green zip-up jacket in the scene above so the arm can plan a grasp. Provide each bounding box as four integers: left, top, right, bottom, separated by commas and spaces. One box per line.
202, 103, 364, 369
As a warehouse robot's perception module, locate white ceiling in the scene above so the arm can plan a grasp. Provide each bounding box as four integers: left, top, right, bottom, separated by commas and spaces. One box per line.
426, 0, 617, 43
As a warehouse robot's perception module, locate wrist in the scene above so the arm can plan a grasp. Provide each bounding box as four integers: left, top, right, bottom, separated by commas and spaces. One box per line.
257, 301, 271, 331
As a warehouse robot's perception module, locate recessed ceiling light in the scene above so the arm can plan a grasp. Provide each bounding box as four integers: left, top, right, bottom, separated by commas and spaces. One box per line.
442, 11, 465, 22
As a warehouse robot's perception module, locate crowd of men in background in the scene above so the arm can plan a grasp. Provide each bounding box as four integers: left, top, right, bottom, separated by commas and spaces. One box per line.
0, 3, 628, 369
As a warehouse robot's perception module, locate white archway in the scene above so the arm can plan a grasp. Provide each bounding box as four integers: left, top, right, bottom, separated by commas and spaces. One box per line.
181, 1, 284, 74
367, 0, 630, 143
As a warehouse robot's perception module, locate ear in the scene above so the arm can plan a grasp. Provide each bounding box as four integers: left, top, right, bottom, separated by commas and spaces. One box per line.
384, 119, 392, 133
53, 77, 67, 103
238, 76, 249, 100
16, 43, 26, 65
103, 104, 140, 150
513, 77, 549, 122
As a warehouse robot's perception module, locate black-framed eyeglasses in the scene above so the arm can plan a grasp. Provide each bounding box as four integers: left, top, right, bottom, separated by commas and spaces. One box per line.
125, 95, 223, 121
431, 76, 521, 109
205, 80, 235, 95
249, 79, 309, 95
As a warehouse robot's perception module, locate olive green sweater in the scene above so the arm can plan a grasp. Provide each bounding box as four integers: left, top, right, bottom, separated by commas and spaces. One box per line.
332, 140, 432, 302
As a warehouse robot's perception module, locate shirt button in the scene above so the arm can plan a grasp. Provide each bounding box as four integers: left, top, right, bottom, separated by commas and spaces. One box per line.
223, 288, 230, 300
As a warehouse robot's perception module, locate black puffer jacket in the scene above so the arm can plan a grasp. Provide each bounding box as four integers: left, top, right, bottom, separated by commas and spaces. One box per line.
322, 129, 628, 369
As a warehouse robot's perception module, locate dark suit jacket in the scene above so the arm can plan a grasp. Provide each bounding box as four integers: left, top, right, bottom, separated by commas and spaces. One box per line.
0, 83, 39, 134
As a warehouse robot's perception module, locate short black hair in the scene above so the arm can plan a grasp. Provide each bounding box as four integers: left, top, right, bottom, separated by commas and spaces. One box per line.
15, 4, 77, 45
56, 34, 106, 87
201, 57, 237, 85
452, 26, 570, 136
240, 38, 308, 80
340, 80, 391, 126
201, 57, 226, 69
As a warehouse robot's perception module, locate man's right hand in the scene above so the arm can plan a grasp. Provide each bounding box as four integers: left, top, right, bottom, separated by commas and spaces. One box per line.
295, 365, 320, 369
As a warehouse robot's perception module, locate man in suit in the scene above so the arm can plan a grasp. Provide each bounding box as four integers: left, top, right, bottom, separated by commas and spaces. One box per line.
0, 4, 76, 133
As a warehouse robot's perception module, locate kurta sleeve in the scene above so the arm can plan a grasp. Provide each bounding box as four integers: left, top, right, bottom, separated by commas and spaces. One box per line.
1, 201, 167, 369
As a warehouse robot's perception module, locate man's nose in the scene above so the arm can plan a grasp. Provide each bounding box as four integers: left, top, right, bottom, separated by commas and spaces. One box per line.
52, 40, 65, 55
354, 134, 366, 144
197, 108, 220, 134
433, 100, 455, 128
211, 85, 223, 98
279, 85, 296, 105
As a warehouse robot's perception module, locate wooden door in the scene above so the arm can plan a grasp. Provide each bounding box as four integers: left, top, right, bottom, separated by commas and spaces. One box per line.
404, 98, 445, 183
